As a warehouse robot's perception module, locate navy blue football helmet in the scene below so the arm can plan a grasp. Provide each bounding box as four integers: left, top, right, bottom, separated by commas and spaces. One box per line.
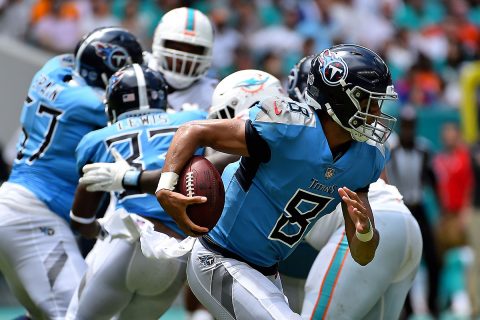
105, 64, 168, 123
287, 55, 314, 103
305, 44, 397, 143
74, 27, 143, 89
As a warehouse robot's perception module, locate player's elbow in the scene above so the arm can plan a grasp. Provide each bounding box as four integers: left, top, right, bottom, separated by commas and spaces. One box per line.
177, 120, 210, 145
175, 121, 203, 146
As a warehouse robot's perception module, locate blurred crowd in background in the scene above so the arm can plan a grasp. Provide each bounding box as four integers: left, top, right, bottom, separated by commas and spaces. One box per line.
1, 0, 480, 318
0, 0, 479, 110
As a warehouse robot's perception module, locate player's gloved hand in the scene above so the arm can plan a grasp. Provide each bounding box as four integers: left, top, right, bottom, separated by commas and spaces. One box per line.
80, 148, 133, 192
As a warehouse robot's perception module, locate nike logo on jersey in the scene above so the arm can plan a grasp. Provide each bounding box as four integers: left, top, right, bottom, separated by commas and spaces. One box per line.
274, 101, 282, 115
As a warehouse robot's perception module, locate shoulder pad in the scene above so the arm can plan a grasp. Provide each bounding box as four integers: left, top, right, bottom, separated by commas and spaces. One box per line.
254, 97, 316, 127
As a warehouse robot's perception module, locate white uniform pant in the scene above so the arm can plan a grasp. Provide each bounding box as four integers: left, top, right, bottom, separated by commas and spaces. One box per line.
302, 210, 423, 320
0, 182, 86, 320
66, 218, 187, 320
187, 240, 303, 320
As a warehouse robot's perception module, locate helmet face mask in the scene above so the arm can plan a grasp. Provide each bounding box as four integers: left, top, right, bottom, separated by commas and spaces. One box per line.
105, 64, 168, 124
208, 69, 285, 120
74, 27, 143, 89
305, 44, 397, 144
152, 7, 214, 90
346, 86, 398, 143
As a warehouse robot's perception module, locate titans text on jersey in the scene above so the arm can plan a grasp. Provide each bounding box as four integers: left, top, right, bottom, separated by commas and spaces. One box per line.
8, 54, 107, 221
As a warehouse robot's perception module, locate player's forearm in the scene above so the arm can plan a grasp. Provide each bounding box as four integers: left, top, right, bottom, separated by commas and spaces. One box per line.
162, 122, 207, 174
163, 119, 248, 174
70, 184, 104, 238
138, 169, 162, 194
71, 184, 104, 218
347, 228, 379, 266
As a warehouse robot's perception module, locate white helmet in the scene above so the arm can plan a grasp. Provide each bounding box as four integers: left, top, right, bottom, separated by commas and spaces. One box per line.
208, 70, 285, 120
151, 7, 214, 90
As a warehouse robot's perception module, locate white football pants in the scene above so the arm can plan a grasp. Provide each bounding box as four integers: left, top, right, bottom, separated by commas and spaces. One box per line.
66, 216, 187, 320
187, 240, 303, 320
0, 182, 86, 320
302, 210, 423, 320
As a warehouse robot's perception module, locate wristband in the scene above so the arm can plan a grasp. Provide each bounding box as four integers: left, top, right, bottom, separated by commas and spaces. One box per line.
156, 172, 179, 193
355, 218, 374, 242
123, 170, 142, 191
69, 211, 96, 224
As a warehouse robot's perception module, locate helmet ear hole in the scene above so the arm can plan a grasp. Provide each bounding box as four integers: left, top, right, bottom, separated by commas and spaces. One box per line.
352, 88, 363, 99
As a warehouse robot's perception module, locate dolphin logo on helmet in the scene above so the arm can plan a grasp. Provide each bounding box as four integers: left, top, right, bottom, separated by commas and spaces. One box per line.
234, 76, 270, 93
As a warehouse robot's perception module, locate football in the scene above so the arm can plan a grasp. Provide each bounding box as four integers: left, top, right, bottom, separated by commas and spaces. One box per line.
177, 156, 225, 230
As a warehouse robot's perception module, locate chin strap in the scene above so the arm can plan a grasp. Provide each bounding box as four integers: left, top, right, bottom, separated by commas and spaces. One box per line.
325, 102, 370, 142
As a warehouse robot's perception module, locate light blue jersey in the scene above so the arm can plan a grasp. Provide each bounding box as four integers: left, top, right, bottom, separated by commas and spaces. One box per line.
207, 97, 389, 267
76, 110, 206, 236
8, 54, 107, 221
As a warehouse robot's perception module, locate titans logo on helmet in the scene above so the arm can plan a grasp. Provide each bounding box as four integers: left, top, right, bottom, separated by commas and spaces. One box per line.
92, 41, 130, 71
234, 75, 270, 93
318, 49, 348, 86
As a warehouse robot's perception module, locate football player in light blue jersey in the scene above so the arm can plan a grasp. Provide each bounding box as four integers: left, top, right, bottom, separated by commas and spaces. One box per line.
0, 27, 143, 319
66, 64, 206, 320
74, 69, 286, 320
155, 44, 398, 319
280, 56, 422, 319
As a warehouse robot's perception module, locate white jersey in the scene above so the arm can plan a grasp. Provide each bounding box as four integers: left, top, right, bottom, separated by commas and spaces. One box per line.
167, 76, 218, 112
302, 178, 423, 320
146, 53, 217, 112
368, 178, 410, 213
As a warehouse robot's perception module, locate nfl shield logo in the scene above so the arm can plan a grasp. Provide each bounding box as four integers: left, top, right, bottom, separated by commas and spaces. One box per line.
324, 168, 335, 179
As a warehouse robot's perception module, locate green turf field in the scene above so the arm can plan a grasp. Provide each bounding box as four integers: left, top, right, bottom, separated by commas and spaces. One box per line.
0, 307, 186, 320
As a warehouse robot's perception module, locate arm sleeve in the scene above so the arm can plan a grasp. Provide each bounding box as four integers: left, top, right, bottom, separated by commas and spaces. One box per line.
245, 119, 271, 163
355, 184, 370, 193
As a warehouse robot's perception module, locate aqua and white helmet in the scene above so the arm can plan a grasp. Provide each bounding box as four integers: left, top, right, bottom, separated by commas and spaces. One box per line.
208, 69, 285, 120
151, 7, 214, 90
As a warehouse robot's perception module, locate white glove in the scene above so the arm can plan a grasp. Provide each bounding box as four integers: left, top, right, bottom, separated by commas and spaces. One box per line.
79, 148, 133, 192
